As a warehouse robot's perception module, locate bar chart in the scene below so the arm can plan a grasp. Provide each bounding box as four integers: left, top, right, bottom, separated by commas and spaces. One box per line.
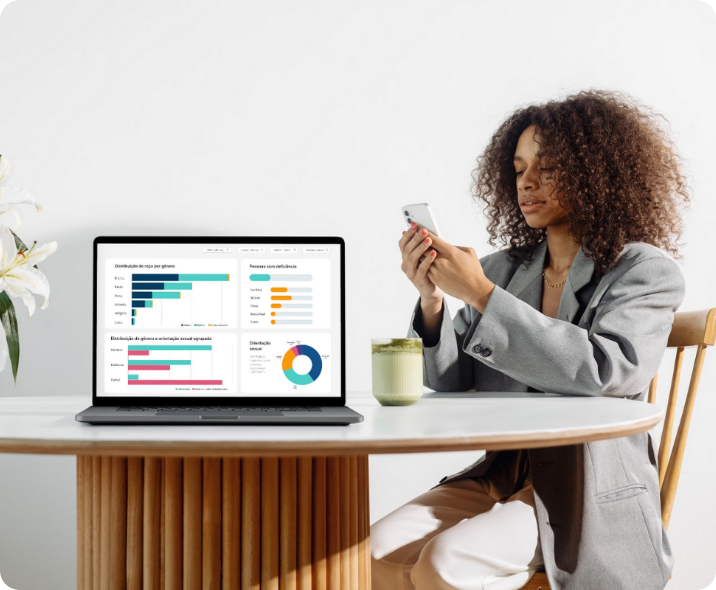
105, 333, 237, 394
240, 259, 331, 329
106, 259, 237, 329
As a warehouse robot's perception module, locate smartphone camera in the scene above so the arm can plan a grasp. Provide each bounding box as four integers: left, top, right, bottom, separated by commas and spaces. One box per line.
404, 211, 409, 216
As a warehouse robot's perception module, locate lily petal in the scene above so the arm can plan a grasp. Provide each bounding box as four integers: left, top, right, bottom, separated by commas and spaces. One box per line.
0, 187, 40, 211
0, 207, 22, 232
0, 225, 17, 269
0, 157, 12, 187
0, 187, 41, 231
18, 240, 58, 268
6, 265, 51, 309
3, 275, 36, 316
6, 264, 50, 294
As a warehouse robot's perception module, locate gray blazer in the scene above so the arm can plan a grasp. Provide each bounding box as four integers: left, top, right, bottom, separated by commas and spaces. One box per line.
407, 238, 685, 590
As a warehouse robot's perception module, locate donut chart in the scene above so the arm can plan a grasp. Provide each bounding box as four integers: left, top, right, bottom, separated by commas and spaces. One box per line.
281, 344, 323, 385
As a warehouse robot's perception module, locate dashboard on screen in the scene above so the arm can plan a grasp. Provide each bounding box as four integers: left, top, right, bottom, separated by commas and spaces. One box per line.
95, 240, 342, 399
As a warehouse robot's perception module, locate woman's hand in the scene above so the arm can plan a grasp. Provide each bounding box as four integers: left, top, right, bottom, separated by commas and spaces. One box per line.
399, 222, 444, 304
419, 230, 496, 312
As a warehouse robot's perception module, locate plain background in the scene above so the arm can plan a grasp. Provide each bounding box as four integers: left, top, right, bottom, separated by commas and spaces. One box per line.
0, 0, 715, 588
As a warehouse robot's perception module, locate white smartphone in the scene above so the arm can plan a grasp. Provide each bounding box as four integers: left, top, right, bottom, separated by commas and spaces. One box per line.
402, 202, 442, 236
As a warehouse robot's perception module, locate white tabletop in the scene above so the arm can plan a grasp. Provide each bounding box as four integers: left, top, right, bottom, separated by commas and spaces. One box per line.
0, 392, 663, 457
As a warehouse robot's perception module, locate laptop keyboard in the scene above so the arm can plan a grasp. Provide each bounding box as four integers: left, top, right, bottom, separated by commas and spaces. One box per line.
116, 406, 323, 413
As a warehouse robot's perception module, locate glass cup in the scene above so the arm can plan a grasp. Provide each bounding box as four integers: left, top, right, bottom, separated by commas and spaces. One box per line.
371, 338, 423, 406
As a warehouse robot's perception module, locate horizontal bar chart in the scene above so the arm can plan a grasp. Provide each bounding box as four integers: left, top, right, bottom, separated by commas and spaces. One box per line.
240, 258, 328, 329
117, 268, 235, 328
113, 336, 234, 391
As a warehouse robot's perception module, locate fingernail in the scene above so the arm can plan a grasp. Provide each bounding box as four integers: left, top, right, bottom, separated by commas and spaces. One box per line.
430, 250, 436, 256
420, 229, 427, 236
423, 237, 430, 244
410, 223, 416, 230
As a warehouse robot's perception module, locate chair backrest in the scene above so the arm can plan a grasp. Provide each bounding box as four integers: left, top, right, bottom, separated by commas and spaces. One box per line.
647, 308, 716, 530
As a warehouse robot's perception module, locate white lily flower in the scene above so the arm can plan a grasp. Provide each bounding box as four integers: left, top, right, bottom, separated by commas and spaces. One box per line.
0, 155, 11, 186
0, 156, 43, 232
0, 224, 58, 317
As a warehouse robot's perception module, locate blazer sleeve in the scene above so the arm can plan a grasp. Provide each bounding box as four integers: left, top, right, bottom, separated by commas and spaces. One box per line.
407, 296, 475, 392
464, 254, 686, 397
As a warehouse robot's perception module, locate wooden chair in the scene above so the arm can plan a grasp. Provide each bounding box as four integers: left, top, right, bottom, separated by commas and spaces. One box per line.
522, 308, 716, 590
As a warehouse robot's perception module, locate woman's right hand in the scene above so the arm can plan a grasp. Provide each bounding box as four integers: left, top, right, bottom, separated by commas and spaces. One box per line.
399, 223, 444, 304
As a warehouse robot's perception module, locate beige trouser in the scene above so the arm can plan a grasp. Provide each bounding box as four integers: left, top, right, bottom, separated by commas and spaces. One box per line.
370, 450, 544, 590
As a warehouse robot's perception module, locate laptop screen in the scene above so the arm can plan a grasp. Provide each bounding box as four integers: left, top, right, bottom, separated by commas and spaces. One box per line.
94, 237, 344, 403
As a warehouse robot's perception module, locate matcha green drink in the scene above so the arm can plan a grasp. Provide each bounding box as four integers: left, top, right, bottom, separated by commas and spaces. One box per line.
371, 338, 423, 406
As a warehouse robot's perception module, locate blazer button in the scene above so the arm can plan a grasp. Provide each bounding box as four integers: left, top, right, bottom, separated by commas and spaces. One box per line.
472, 344, 483, 354
480, 347, 492, 357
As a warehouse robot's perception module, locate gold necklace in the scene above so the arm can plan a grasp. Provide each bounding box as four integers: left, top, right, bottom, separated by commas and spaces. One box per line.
543, 267, 568, 288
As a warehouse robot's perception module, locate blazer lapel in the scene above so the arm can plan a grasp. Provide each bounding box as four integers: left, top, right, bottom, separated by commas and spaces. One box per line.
557, 246, 596, 323
504, 240, 596, 324
505, 240, 548, 310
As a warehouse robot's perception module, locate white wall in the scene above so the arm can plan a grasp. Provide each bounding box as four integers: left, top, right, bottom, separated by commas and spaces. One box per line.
0, 0, 714, 588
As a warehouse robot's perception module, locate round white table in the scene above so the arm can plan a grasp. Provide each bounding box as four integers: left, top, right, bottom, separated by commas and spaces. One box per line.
0, 392, 663, 590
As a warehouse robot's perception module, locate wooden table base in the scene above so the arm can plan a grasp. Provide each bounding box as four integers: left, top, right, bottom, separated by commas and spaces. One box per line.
76, 455, 371, 590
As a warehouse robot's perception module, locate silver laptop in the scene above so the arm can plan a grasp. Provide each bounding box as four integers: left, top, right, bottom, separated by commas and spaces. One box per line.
76, 236, 363, 425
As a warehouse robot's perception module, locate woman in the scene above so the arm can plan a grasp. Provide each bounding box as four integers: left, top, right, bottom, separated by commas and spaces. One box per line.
372, 90, 689, 590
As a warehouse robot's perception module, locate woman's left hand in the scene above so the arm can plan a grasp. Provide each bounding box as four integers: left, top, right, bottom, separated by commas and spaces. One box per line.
422, 230, 496, 311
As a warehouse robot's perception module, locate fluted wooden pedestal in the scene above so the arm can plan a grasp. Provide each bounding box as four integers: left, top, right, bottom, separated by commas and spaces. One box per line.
4, 396, 662, 590
76, 455, 370, 590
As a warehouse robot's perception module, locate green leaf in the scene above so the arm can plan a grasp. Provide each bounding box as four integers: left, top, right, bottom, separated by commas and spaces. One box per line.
0, 292, 19, 382
10, 230, 38, 269
12, 230, 28, 253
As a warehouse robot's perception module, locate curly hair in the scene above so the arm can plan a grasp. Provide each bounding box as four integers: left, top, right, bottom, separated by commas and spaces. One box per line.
471, 89, 690, 276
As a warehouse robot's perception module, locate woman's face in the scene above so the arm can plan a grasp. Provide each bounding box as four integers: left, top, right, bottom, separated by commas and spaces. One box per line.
513, 125, 569, 229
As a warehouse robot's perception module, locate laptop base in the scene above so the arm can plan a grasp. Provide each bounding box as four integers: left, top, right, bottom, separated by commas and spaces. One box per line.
75, 405, 364, 425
